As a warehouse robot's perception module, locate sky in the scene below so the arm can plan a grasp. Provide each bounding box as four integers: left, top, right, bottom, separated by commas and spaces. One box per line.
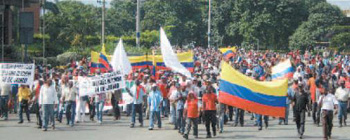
48, 0, 350, 10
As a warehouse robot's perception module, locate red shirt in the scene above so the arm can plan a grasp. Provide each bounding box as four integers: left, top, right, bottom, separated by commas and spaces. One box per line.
186, 98, 199, 118
158, 83, 168, 99
202, 93, 217, 111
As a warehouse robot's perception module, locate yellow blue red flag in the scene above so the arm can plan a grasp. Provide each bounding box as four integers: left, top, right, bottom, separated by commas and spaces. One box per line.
219, 61, 288, 118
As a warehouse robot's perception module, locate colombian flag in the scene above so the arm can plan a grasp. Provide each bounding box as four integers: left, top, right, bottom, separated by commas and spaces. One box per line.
222, 50, 235, 59
219, 62, 288, 118
271, 59, 294, 80
154, 51, 194, 72
99, 52, 112, 71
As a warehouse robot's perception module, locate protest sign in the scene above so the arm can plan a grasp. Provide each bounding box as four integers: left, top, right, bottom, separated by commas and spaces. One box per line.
79, 70, 125, 96
0, 63, 35, 85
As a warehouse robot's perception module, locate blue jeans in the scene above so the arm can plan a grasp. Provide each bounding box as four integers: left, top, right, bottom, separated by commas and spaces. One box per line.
162, 99, 168, 116
257, 114, 269, 128
0, 95, 9, 119
19, 100, 30, 122
42, 104, 55, 129
170, 104, 176, 124
338, 101, 348, 123
131, 103, 143, 124
149, 111, 161, 128
65, 101, 76, 126
176, 109, 185, 133
57, 101, 65, 121
235, 108, 244, 125
95, 101, 105, 122
219, 113, 225, 131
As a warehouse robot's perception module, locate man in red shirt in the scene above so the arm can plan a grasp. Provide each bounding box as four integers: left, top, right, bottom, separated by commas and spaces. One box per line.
202, 84, 217, 138
158, 76, 169, 117
183, 92, 199, 139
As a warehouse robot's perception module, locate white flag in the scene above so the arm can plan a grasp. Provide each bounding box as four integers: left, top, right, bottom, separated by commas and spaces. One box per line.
111, 39, 132, 75
160, 27, 192, 78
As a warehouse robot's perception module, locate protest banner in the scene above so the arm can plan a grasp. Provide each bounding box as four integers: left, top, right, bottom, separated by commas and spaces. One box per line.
79, 70, 125, 96
0, 63, 35, 85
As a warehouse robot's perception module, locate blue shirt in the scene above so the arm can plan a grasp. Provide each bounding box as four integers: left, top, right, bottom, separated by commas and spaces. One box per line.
148, 90, 163, 112
176, 90, 188, 110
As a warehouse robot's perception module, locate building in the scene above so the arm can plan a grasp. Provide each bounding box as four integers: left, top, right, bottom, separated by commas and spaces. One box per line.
1, 0, 40, 45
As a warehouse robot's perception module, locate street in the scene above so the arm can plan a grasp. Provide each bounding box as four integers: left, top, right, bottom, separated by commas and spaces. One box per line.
1, 111, 350, 140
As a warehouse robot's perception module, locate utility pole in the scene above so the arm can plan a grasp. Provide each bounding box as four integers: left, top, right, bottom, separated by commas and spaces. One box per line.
207, 0, 211, 48
1, 5, 4, 62
102, 0, 105, 46
42, 0, 46, 64
136, 0, 140, 48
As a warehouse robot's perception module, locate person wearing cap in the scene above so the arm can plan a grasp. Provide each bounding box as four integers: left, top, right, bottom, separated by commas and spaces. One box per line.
183, 91, 199, 139
202, 84, 217, 138
129, 80, 145, 128
292, 83, 309, 139
318, 87, 338, 140
334, 80, 349, 127
148, 83, 163, 130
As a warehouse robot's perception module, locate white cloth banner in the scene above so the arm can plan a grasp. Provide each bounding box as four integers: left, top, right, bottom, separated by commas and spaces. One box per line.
78, 71, 125, 96
0, 63, 35, 85
111, 39, 132, 75
160, 27, 192, 78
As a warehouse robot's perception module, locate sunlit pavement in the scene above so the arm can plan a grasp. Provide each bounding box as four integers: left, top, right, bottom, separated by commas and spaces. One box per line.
0, 111, 349, 140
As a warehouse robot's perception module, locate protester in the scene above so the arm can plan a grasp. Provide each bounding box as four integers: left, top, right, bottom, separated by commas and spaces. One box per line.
94, 91, 106, 125
202, 84, 217, 138
17, 85, 31, 123
39, 79, 58, 131
334, 80, 349, 127
129, 80, 145, 128
183, 92, 199, 139
61, 81, 77, 127
148, 83, 163, 130
318, 87, 339, 140
292, 83, 309, 139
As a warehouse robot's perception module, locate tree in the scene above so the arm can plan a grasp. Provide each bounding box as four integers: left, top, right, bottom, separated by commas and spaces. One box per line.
289, 2, 344, 50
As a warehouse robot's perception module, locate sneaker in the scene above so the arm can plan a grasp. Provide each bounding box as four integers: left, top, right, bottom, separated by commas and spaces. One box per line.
258, 127, 262, 131
148, 127, 153, 130
52, 126, 55, 130
37, 126, 42, 129
18, 121, 23, 124
140, 123, 143, 127
219, 130, 223, 133
206, 135, 212, 138
234, 123, 238, 127
130, 124, 134, 128
42, 128, 47, 131
183, 134, 188, 139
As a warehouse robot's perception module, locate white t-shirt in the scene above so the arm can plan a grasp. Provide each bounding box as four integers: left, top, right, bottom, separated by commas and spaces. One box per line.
318, 93, 339, 111
335, 87, 350, 102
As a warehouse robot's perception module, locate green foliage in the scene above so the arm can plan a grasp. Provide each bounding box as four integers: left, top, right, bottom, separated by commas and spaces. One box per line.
289, 2, 345, 50
331, 32, 350, 48
36, 0, 347, 58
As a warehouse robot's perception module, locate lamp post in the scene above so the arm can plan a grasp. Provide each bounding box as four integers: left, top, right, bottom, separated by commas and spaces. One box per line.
136, 0, 140, 48
208, 0, 211, 48
97, 0, 106, 46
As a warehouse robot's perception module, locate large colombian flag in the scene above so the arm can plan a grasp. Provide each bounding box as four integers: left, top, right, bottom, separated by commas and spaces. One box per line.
219, 61, 288, 118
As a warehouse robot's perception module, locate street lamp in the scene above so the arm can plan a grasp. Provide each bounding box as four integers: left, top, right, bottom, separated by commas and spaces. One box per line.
97, 0, 106, 46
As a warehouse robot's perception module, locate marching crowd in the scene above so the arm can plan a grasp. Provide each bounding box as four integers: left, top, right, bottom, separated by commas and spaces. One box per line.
0, 47, 349, 140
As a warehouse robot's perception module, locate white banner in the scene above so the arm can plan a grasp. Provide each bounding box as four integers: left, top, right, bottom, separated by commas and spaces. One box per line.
0, 63, 35, 85
111, 39, 132, 75
160, 27, 192, 78
78, 71, 125, 96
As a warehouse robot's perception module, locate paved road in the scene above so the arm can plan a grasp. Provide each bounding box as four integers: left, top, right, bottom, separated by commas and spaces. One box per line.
0, 111, 349, 140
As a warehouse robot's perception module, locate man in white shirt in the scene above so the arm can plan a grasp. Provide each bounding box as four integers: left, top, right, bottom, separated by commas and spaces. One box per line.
334, 80, 349, 127
39, 79, 58, 131
318, 88, 338, 139
129, 80, 145, 128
